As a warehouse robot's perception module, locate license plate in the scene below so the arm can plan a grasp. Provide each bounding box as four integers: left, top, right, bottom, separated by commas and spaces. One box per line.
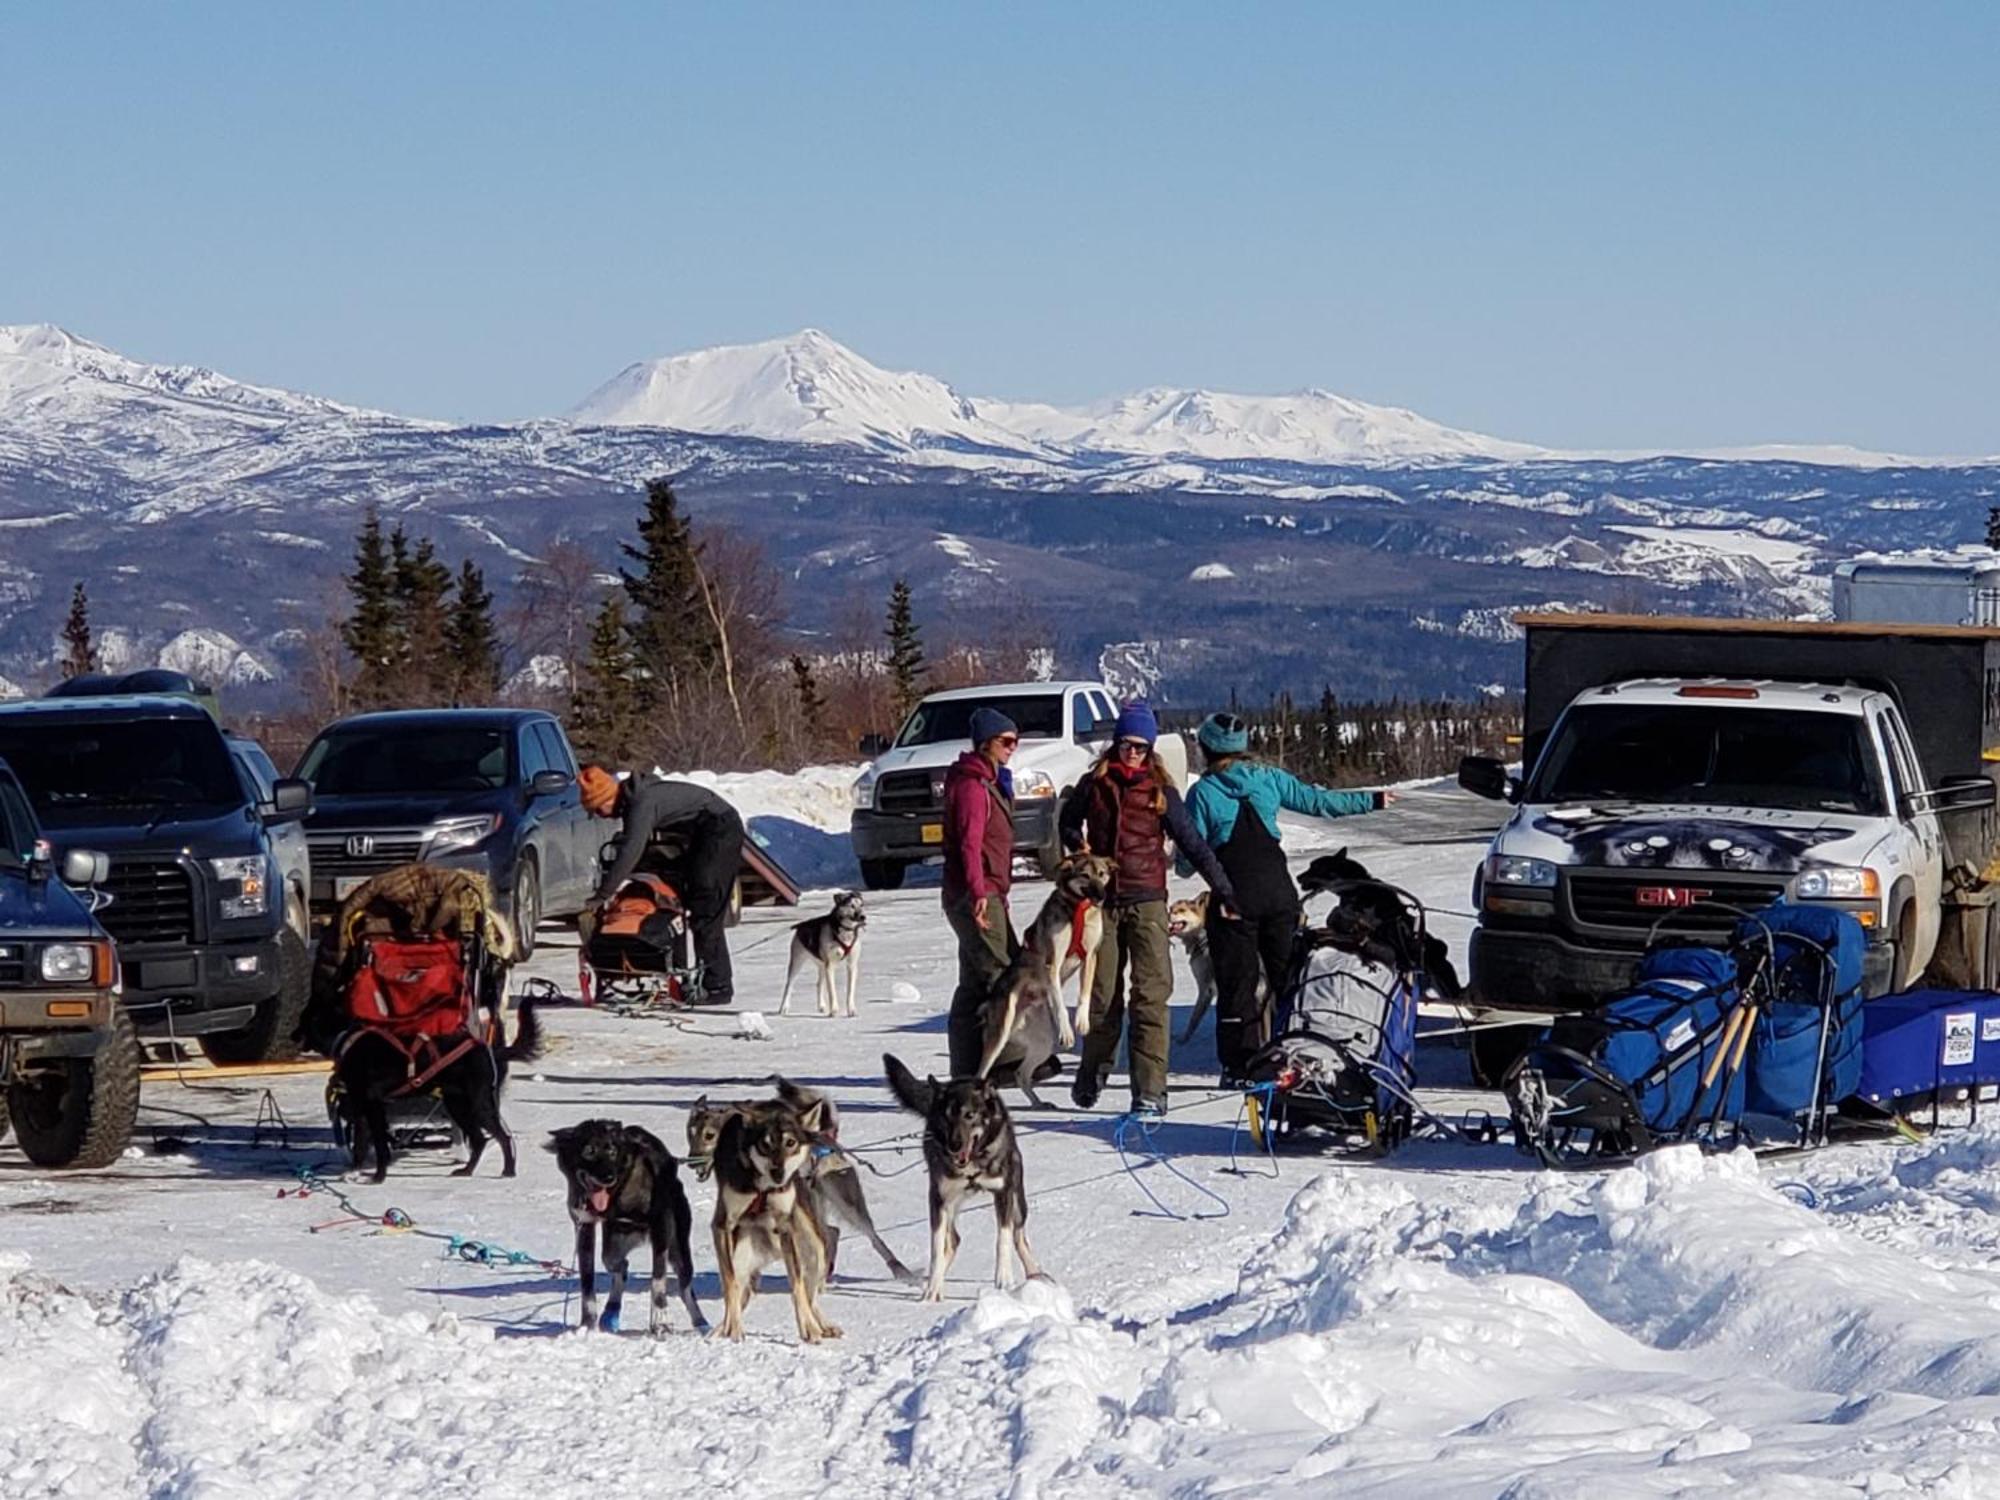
920, 823, 944, 845
335, 875, 371, 899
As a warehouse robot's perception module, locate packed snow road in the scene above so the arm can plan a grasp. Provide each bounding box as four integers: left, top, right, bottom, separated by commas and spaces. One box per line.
6, 785, 2000, 1496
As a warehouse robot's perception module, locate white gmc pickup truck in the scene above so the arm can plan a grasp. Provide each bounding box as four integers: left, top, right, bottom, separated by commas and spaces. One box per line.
1460, 616, 2000, 1020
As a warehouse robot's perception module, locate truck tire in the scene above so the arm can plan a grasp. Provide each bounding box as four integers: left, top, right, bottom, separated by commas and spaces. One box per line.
859, 858, 906, 891
200, 914, 312, 1065
7, 1005, 140, 1169
513, 856, 541, 961
1889, 901, 1920, 992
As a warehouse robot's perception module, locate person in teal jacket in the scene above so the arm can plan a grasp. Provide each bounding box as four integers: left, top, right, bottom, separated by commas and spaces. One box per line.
1181, 712, 1393, 1080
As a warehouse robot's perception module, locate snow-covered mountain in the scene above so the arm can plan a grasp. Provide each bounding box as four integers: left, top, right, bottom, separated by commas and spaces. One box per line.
981, 386, 1542, 464
569, 328, 1537, 464
570, 329, 1041, 455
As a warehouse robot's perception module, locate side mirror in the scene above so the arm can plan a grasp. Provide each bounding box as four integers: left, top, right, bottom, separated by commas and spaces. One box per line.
858, 733, 889, 758
265, 778, 314, 823
529, 769, 572, 798
61, 847, 110, 887
1911, 774, 1999, 816
1458, 755, 1518, 803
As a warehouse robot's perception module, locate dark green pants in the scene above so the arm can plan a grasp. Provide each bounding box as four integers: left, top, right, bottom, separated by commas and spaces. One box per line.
1078, 900, 1174, 1104
946, 894, 1017, 1077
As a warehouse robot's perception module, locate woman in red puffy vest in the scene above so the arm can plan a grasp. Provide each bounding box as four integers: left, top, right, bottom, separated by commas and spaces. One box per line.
1058, 701, 1235, 1118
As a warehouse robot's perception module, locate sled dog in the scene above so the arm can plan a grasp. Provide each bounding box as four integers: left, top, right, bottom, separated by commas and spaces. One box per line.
777, 890, 866, 1018
884, 1052, 1043, 1304
547, 1118, 707, 1336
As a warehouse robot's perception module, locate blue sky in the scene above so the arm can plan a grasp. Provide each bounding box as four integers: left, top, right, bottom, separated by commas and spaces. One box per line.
3, 3, 1995, 452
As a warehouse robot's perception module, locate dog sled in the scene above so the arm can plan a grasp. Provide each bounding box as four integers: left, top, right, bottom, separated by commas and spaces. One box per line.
1505, 900, 1866, 1166
315, 865, 515, 1159
1241, 882, 1426, 1156
579, 872, 705, 1009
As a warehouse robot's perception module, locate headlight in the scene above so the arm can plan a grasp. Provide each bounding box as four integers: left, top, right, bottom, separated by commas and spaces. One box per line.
40, 943, 94, 982
851, 772, 877, 810
210, 855, 271, 920
427, 814, 501, 856
1014, 770, 1056, 799
1795, 867, 1880, 901
1485, 854, 1558, 889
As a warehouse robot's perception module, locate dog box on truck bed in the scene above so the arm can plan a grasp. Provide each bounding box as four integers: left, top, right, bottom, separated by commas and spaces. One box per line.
1519, 615, 2000, 803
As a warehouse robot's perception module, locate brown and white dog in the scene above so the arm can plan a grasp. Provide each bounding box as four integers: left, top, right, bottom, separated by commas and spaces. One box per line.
708, 1094, 842, 1343
977, 852, 1114, 1104
1168, 893, 1220, 1044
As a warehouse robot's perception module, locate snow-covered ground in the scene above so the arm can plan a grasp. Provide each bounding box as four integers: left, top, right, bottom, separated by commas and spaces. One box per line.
7, 782, 2000, 1495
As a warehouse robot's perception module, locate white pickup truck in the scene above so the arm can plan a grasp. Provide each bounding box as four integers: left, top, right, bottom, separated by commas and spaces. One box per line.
1459, 616, 2000, 1017
848, 680, 1185, 890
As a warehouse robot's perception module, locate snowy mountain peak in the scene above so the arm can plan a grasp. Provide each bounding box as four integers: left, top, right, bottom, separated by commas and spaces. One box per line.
0, 321, 389, 424
568, 329, 1026, 453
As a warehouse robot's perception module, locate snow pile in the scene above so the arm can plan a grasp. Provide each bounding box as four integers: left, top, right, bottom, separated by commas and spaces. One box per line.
863, 1145, 2000, 1493
667, 762, 862, 890
0, 672, 24, 701
1186, 562, 1237, 582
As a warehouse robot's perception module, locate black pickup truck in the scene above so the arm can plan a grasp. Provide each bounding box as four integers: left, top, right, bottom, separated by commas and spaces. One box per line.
0, 684, 315, 1063
0, 756, 134, 1168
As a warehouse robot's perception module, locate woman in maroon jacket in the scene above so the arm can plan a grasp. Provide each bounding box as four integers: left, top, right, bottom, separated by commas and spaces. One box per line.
942, 706, 1022, 1075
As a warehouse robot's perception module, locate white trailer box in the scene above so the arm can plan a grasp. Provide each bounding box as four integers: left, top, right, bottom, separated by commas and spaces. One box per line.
1833, 549, 2000, 627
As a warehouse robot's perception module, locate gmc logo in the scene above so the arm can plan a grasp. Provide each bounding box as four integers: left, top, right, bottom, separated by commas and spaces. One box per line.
1635, 886, 1711, 908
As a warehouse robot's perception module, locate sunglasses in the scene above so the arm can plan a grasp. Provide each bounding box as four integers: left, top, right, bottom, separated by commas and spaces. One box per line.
1116, 739, 1150, 755
994, 734, 1020, 748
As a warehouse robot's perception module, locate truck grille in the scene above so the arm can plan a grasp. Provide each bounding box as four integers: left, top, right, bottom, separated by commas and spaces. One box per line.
99, 858, 196, 946
875, 771, 940, 815
1564, 871, 1791, 945
308, 831, 429, 878
0, 943, 26, 986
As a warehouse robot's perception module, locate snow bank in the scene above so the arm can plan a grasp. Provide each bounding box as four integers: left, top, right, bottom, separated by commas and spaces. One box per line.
16, 1145, 2000, 1494
667, 763, 863, 890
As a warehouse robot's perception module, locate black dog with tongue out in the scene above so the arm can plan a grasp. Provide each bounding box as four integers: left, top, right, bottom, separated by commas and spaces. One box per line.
547, 1119, 707, 1336
883, 1053, 1043, 1303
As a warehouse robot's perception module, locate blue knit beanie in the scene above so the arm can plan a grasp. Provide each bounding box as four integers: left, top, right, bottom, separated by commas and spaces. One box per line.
1197, 712, 1249, 756
968, 706, 1018, 748
1113, 700, 1158, 746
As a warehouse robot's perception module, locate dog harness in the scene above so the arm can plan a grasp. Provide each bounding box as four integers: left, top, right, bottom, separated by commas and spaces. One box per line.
1067, 899, 1095, 961
335, 1024, 485, 1099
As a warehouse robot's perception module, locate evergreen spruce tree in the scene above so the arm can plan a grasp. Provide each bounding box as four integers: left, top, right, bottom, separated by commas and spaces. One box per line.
391, 529, 454, 703
1986, 505, 2000, 551
619, 477, 718, 709
570, 595, 645, 762
885, 579, 925, 722
61, 582, 97, 679
341, 508, 398, 706
790, 653, 827, 743
445, 560, 501, 704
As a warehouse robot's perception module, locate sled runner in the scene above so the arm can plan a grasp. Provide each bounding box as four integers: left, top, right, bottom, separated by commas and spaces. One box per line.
580, 872, 705, 1009
1241, 881, 1426, 1155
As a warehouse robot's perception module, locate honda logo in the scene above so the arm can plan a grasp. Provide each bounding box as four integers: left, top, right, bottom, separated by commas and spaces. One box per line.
1635, 886, 1711, 908
345, 834, 376, 858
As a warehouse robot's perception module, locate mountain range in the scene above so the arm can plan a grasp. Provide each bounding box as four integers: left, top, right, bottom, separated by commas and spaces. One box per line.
1, 321, 1995, 711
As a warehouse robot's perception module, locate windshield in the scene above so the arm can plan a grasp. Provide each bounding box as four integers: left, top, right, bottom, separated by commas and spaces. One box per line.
1528, 704, 1886, 815
299, 726, 513, 795
0, 718, 243, 826
0, 774, 33, 865
895, 694, 1066, 748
